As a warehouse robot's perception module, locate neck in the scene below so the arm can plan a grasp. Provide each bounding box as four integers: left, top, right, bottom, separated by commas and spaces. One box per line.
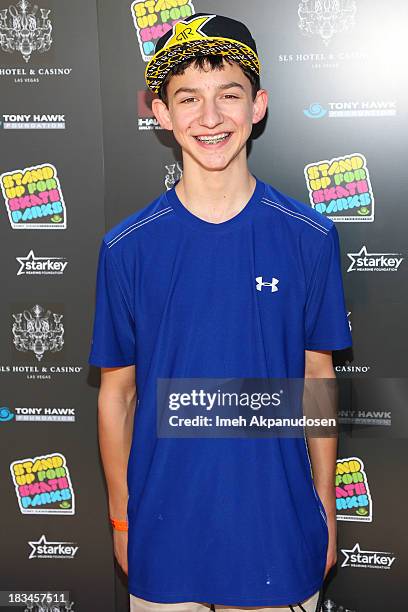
175, 155, 256, 223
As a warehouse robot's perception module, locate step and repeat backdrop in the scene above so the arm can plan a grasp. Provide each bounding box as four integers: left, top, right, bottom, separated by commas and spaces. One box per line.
1, 1, 407, 612
0, 1, 115, 612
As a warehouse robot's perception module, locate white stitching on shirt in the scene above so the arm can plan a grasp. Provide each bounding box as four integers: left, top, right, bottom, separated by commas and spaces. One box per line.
261, 198, 329, 235
107, 207, 173, 248
262, 197, 328, 230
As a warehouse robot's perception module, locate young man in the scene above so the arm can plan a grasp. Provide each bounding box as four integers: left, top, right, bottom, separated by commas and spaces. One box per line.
89, 13, 352, 612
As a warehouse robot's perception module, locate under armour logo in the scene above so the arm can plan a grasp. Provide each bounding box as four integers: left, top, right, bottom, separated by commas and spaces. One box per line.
255, 276, 279, 292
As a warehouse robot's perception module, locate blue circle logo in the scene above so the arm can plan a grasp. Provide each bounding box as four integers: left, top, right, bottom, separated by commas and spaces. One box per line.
303, 103, 327, 119
0, 407, 14, 422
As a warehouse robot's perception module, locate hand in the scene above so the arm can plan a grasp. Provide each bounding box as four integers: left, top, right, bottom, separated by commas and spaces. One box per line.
324, 512, 337, 579
113, 529, 128, 575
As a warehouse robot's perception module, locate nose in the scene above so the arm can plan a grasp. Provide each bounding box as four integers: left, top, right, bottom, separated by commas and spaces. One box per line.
198, 97, 223, 129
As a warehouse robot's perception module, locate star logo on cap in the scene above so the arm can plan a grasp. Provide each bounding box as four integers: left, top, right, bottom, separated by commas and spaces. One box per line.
165, 15, 216, 48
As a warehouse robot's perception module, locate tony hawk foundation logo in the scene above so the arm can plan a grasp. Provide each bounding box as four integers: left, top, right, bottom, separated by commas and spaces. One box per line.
298, 0, 357, 45
7, 405, 76, 423
1, 113, 66, 129
303, 101, 397, 119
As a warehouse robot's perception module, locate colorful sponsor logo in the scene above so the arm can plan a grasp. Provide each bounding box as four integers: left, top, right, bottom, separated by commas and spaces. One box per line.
131, 0, 195, 62
0, 163, 67, 229
10, 452, 75, 515
336, 456, 372, 522
341, 543, 396, 570
304, 153, 374, 222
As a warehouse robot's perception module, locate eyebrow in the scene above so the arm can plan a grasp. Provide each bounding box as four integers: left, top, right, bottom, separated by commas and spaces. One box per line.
173, 82, 245, 96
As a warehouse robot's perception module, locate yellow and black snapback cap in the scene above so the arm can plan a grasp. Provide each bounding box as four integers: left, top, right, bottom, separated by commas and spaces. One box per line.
145, 13, 261, 94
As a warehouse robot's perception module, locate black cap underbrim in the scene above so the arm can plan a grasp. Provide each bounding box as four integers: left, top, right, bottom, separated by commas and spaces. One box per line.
145, 36, 260, 94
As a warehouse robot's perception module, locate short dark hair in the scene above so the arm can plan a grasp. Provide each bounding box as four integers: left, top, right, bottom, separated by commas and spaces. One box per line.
158, 54, 261, 106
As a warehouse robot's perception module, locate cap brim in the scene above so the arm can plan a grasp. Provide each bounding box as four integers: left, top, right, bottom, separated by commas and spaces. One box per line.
145, 36, 260, 94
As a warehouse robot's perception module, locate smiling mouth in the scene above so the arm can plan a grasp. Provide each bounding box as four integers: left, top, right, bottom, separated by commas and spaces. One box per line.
194, 132, 231, 145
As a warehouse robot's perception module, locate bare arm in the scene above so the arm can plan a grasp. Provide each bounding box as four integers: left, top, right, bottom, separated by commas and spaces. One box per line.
304, 349, 337, 578
98, 365, 137, 521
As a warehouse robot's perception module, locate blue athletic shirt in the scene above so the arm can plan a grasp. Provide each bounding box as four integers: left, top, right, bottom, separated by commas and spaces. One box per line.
88, 177, 352, 606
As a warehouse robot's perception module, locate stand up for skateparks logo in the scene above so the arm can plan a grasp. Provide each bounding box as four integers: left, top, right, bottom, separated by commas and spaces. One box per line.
304, 153, 374, 222
131, 0, 195, 62
336, 456, 372, 522
10, 452, 75, 515
1, 163, 66, 229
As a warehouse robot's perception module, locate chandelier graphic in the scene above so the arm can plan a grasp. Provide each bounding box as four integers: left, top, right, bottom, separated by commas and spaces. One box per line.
298, 0, 357, 45
165, 162, 183, 191
23, 606, 75, 612
12, 303, 64, 361
0, 0, 52, 62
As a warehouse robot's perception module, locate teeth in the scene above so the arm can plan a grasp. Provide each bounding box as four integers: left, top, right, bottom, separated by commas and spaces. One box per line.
196, 133, 230, 143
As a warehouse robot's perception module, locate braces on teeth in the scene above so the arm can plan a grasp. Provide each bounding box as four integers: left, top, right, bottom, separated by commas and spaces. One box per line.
196, 133, 230, 143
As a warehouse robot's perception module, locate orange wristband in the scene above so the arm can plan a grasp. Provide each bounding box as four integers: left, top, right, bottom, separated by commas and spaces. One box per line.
110, 517, 129, 531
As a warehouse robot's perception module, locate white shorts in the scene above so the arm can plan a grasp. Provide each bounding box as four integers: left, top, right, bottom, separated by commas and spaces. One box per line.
129, 589, 321, 612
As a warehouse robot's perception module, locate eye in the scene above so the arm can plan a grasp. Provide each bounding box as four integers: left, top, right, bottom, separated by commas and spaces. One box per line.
223, 94, 239, 99
180, 97, 198, 104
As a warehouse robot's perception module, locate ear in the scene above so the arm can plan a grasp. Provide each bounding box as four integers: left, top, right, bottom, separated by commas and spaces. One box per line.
252, 89, 268, 125
151, 97, 173, 131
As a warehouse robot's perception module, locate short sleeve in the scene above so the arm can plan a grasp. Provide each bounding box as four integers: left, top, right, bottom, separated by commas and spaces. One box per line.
304, 225, 352, 351
88, 240, 136, 367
